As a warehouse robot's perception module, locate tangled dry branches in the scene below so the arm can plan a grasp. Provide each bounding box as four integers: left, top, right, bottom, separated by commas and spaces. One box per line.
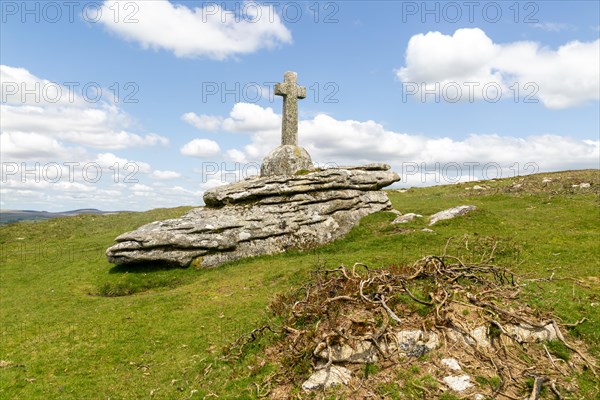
226, 249, 596, 399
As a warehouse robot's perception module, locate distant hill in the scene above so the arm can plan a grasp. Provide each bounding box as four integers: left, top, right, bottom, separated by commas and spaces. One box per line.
0, 208, 123, 225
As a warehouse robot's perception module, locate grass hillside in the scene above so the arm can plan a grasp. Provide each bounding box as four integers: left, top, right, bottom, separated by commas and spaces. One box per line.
1, 170, 598, 399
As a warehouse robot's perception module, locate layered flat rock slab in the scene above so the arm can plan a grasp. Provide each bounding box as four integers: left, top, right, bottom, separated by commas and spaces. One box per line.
106, 167, 399, 268
204, 164, 398, 207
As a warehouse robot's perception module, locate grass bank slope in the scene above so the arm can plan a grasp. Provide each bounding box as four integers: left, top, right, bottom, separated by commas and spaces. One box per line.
0, 170, 598, 398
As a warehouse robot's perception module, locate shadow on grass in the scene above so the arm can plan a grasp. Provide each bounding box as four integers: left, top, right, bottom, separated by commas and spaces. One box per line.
108, 261, 189, 274
96, 262, 194, 297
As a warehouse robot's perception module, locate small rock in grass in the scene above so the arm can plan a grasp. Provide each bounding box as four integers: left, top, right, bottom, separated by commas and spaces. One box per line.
443, 375, 473, 392
429, 205, 476, 226
392, 213, 422, 224
302, 365, 351, 390
441, 358, 462, 371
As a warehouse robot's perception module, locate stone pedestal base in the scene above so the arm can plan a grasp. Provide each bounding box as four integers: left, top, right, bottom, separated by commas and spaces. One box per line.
260, 145, 313, 177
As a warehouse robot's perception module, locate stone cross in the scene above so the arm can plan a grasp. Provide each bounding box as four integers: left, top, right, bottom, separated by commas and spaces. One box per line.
275, 71, 306, 146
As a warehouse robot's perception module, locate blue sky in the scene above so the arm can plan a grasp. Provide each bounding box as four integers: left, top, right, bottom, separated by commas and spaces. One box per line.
1, 0, 599, 211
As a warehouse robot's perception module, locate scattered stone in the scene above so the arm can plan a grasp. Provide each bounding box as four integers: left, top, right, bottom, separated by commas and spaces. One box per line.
572, 184, 580, 188
447, 326, 490, 348
505, 323, 558, 343
447, 323, 558, 347
441, 358, 462, 371
429, 205, 477, 226
542, 178, 552, 183
580, 182, 591, 188
395, 189, 408, 193
443, 375, 473, 392
315, 330, 439, 363
472, 185, 486, 190
315, 340, 378, 364
391, 213, 422, 224
421, 228, 434, 233
473, 394, 486, 400
512, 183, 523, 189
302, 365, 351, 391
385, 330, 439, 358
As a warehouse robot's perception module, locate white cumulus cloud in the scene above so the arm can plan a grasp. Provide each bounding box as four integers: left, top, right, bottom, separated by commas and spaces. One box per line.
183, 102, 280, 133
180, 138, 221, 157
0, 65, 169, 160
195, 103, 600, 180
396, 28, 600, 109
152, 170, 182, 180
98, 0, 292, 60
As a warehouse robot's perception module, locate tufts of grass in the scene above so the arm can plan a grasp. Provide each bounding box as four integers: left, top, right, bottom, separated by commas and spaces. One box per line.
545, 340, 571, 362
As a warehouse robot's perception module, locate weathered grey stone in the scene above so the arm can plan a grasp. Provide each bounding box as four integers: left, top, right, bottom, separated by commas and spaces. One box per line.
387, 330, 439, 357
443, 375, 473, 392
429, 205, 477, 226
314, 330, 439, 364
505, 323, 558, 343
446, 323, 558, 348
205, 165, 399, 207
442, 358, 462, 371
106, 185, 394, 267
302, 366, 351, 391
260, 145, 313, 177
275, 71, 305, 147
315, 341, 378, 364
391, 213, 422, 224
447, 326, 490, 348
335, 163, 392, 171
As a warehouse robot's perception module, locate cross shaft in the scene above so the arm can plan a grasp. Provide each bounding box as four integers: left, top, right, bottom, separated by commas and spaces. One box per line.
274, 71, 306, 146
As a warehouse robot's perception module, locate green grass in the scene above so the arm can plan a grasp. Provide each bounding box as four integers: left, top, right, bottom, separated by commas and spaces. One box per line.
1, 170, 599, 398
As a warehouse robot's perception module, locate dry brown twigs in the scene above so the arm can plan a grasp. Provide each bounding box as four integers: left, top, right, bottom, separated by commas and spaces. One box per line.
224, 244, 595, 399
